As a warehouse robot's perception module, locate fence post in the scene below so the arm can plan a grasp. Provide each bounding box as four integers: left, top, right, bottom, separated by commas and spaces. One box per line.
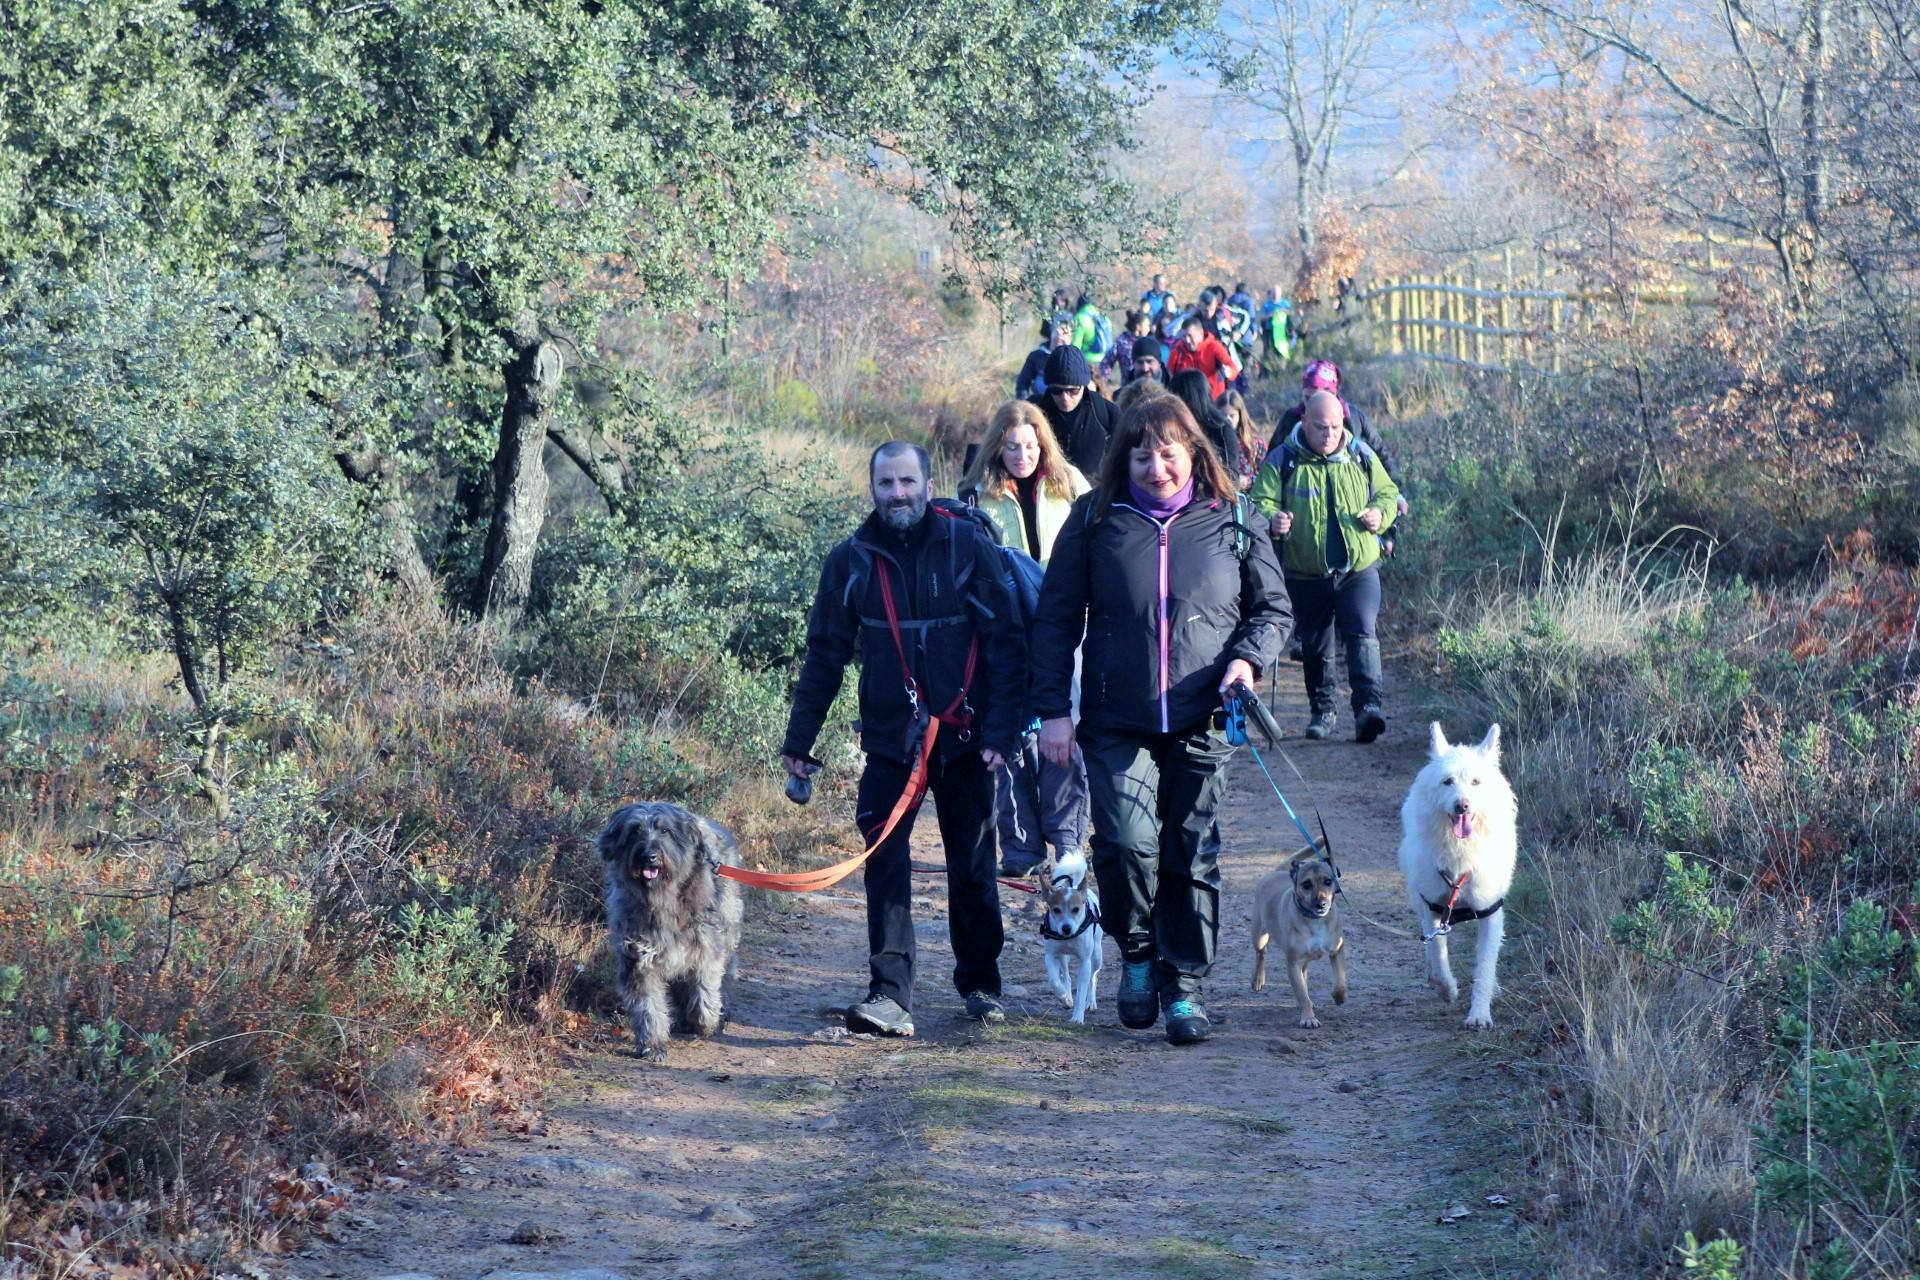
1549, 295, 1563, 375
1472, 273, 1485, 366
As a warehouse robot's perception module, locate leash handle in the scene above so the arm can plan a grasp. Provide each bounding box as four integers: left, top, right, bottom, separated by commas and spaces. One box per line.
717, 719, 939, 892
1228, 680, 1285, 747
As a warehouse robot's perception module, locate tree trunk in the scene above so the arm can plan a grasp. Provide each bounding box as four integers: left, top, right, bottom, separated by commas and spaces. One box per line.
1801, 0, 1828, 238
471, 317, 563, 624
1295, 146, 1315, 258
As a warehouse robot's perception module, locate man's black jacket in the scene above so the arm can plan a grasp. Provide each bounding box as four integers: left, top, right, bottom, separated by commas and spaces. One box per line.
1030, 491, 1291, 737
782, 508, 1028, 765
1029, 391, 1118, 479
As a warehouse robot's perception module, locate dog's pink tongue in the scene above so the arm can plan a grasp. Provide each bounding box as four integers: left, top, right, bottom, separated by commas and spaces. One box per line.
642, 867, 661, 880
1452, 811, 1473, 840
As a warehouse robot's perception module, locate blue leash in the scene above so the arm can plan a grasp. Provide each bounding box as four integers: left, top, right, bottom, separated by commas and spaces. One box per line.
1223, 682, 1343, 892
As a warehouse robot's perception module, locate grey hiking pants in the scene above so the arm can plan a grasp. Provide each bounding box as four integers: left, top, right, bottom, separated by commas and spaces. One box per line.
995, 738, 1091, 872
1080, 721, 1235, 1000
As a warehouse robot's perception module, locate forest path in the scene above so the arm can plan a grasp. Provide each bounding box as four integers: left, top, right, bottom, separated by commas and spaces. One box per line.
294, 672, 1529, 1280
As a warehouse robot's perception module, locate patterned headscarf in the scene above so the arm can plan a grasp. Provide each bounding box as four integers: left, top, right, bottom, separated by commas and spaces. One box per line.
1302, 359, 1341, 392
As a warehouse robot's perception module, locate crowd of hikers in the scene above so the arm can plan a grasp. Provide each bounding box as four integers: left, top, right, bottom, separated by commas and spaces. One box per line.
781, 274, 1411, 1047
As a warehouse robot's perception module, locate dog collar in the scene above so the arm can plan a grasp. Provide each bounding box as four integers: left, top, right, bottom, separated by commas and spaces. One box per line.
1422, 894, 1505, 926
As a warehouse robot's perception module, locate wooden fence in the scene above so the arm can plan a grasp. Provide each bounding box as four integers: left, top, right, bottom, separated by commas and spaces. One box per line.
1329, 269, 1707, 376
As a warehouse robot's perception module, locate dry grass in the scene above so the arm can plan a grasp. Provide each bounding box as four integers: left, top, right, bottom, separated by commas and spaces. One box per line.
1434, 535, 1920, 1278
0, 590, 830, 1277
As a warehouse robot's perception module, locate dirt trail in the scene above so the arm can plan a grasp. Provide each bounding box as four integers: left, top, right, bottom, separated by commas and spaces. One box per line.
295, 676, 1528, 1280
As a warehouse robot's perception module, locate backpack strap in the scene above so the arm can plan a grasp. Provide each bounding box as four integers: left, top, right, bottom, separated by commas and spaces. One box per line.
873, 538, 981, 740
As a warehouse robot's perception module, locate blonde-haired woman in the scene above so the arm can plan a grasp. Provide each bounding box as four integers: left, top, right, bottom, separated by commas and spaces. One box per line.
961, 400, 1092, 876
963, 400, 1091, 564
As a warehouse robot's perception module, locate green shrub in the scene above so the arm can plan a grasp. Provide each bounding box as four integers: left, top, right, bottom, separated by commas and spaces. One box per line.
385, 902, 517, 1023
1676, 1232, 1743, 1278
1628, 742, 1723, 851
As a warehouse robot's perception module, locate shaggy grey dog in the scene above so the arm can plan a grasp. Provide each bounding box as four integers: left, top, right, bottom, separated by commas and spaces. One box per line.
596, 802, 744, 1060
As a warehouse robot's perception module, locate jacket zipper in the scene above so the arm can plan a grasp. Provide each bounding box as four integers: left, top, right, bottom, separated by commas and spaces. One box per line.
1115, 503, 1176, 733
1156, 522, 1171, 732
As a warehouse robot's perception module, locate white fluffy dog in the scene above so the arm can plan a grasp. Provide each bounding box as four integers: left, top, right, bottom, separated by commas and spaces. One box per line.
1398, 723, 1518, 1028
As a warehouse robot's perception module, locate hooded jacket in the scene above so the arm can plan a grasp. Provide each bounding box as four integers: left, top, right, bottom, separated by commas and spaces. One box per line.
1266, 399, 1402, 487
1247, 426, 1401, 579
1028, 389, 1118, 478
782, 507, 1028, 764
1167, 332, 1239, 398
1031, 490, 1291, 737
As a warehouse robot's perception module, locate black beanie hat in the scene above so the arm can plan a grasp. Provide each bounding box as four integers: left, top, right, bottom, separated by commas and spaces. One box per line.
1132, 338, 1168, 369
1044, 344, 1091, 388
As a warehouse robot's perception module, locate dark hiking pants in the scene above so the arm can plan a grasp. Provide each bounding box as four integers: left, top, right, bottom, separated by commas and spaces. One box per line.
1286, 566, 1383, 715
1080, 722, 1235, 999
857, 750, 1003, 1009
995, 738, 1091, 872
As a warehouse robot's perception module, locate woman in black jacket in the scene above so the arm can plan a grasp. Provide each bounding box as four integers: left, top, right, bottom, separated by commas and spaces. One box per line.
1031, 397, 1291, 1044
1166, 369, 1242, 479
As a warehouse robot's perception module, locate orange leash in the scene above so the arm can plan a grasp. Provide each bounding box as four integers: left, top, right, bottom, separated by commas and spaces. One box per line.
715, 720, 939, 892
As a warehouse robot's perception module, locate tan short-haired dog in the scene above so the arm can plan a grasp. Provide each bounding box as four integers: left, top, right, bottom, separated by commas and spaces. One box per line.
1251, 848, 1348, 1028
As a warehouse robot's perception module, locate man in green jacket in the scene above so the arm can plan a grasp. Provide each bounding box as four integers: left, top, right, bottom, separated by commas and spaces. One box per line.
1248, 390, 1401, 742
1070, 294, 1109, 368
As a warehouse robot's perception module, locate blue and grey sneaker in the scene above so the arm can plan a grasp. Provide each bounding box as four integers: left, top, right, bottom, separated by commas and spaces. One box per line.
1117, 960, 1159, 1029
1164, 997, 1212, 1045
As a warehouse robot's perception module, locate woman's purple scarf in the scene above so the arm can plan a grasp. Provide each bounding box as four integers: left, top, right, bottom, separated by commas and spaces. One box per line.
1126, 477, 1195, 521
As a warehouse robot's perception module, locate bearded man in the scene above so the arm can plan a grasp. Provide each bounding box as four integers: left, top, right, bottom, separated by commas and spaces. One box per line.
780, 442, 1028, 1036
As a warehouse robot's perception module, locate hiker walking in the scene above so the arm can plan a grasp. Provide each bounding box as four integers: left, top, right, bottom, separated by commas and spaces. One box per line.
1140, 273, 1174, 324
780, 442, 1029, 1036
1028, 345, 1118, 478
1099, 309, 1151, 386
1166, 369, 1243, 479
1031, 398, 1291, 1045
1016, 316, 1074, 400
1256, 287, 1294, 377
1249, 390, 1400, 744
1221, 390, 1266, 489
961, 401, 1093, 877
1070, 293, 1112, 369
1267, 360, 1409, 554
1127, 336, 1169, 386
1167, 312, 1242, 400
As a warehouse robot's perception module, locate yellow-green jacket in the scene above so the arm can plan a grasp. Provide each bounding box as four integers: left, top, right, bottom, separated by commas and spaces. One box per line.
1248, 427, 1400, 578
974, 466, 1091, 564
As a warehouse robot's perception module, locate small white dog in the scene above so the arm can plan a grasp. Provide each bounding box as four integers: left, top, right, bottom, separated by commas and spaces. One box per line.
1038, 849, 1102, 1024
1398, 723, 1519, 1028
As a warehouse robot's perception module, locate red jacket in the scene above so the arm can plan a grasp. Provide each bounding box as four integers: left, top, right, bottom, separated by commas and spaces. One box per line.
1168, 334, 1239, 398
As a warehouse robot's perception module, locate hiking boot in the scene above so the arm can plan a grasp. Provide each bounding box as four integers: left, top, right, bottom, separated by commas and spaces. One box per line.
1355, 704, 1387, 744
846, 994, 914, 1037
1117, 960, 1159, 1029
1164, 997, 1213, 1045
999, 855, 1043, 877
1305, 710, 1337, 740
964, 992, 1006, 1024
